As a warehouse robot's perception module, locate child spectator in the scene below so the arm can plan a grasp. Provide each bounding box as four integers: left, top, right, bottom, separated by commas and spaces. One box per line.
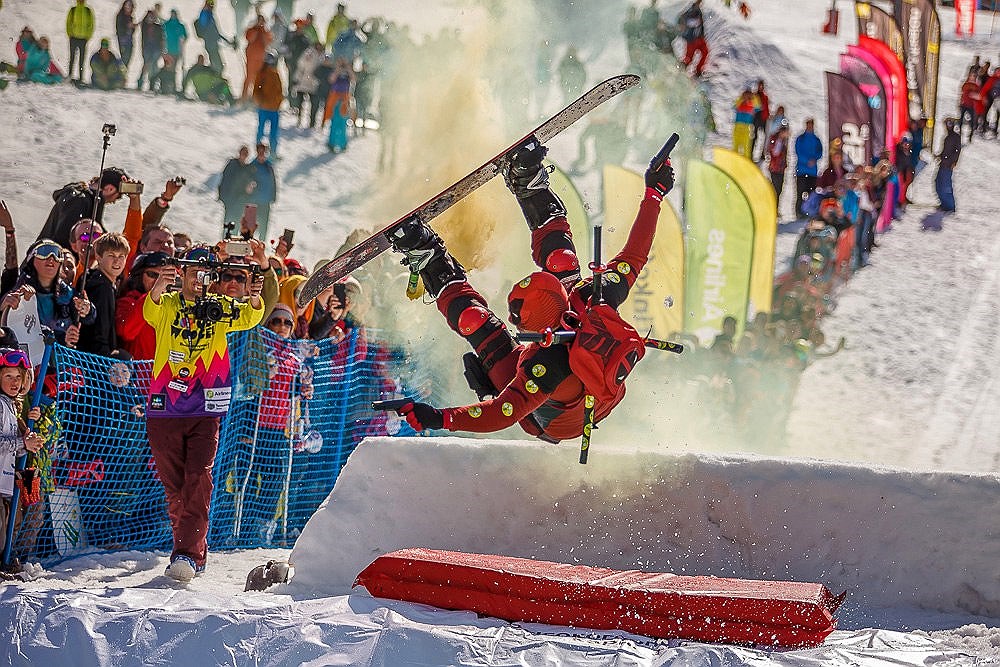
116, 251, 171, 360
78, 232, 131, 356
0, 348, 44, 553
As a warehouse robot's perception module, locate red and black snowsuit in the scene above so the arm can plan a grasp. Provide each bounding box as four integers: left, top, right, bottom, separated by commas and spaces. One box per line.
432, 192, 662, 442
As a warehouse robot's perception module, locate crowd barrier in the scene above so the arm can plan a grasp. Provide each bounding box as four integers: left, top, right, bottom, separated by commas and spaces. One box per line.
12, 327, 430, 563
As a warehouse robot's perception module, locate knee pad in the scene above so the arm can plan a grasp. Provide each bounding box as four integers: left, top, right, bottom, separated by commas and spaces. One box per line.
544, 248, 580, 275
446, 297, 504, 349
456, 305, 491, 336
537, 232, 580, 282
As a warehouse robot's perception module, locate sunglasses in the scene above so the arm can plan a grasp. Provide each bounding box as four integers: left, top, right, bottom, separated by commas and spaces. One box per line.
78, 230, 103, 243
268, 318, 294, 327
219, 272, 248, 285
32, 244, 63, 260
144, 270, 167, 280
1, 350, 30, 369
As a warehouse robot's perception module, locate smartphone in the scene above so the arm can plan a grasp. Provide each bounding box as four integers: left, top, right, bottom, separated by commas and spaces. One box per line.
224, 240, 251, 256
281, 228, 295, 245
243, 204, 258, 228
119, 181, 144, 194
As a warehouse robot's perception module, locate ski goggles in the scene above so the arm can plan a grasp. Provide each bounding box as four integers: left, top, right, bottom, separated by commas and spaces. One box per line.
0, 349, 30, 369
31, 243, 64, 261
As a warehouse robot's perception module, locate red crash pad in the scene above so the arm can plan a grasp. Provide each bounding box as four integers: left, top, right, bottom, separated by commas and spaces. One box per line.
354, 548, 844, 648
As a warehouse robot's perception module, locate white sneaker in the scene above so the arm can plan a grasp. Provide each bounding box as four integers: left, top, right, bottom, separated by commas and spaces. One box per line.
165, 555, 197, 582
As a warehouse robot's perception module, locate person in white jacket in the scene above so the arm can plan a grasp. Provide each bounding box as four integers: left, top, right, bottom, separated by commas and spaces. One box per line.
291, 42, 324, 128
0, 348, 44, 551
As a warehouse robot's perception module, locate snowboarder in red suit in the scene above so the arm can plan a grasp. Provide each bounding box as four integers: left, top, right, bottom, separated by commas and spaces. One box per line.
385, 139, 675, 442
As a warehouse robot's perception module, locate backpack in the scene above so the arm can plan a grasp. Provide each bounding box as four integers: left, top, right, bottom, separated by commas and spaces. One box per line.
194, 17, 205, 39
567, 303, 646, 407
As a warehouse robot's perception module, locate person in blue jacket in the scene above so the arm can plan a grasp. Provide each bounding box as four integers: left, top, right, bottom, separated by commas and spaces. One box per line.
794, 117, 823, 218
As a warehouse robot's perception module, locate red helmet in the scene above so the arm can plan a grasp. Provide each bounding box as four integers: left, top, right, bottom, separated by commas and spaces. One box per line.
507, 272, 569, 332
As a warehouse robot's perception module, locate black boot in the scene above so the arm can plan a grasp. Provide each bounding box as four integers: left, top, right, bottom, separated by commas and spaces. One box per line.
388, 218, 467, 297
502, 138, 567, 230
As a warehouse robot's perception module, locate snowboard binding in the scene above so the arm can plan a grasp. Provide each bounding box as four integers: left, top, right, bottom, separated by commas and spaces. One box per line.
502, 137, 551, 198
502, 138, 567, 231
388, 217, 467, 298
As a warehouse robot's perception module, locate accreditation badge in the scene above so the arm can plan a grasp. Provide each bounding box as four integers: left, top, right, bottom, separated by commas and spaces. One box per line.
168, 362, 196, 393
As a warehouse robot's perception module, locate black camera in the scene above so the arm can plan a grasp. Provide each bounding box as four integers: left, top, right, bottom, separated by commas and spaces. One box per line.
191, 295, 226, 323
173, 176, 187, 186
102, 123, 117, 136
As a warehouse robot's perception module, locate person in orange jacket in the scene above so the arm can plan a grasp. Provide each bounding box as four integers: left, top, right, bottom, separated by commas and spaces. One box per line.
253, 51, 284, 156
242, 13, 272, 100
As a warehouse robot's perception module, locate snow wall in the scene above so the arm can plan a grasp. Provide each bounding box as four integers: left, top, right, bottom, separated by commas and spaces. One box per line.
289, 437, 1000, 619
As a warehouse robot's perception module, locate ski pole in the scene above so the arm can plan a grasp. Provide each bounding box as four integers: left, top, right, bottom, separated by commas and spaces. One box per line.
515, 330, 684, 353
2, 335, 54, 567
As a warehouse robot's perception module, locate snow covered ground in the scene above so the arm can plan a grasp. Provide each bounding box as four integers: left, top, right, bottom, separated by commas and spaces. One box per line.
1, 0, 1000, 664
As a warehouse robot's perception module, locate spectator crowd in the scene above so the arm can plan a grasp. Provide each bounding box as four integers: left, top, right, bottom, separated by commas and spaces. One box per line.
2, 1, 398, 156
0, 154, 424, 576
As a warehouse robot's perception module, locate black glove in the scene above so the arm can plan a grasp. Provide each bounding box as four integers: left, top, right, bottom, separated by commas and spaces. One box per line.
645, 162, 675, 198
397, 401, 444, 431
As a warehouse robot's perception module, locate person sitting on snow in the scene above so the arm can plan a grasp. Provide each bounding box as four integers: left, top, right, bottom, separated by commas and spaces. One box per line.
381, 137, 675, 443
89, 38, 126, 90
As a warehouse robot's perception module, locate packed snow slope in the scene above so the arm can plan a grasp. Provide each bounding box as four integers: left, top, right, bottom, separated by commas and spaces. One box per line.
1, 0, 1000, 663
292, 437, 1000, 621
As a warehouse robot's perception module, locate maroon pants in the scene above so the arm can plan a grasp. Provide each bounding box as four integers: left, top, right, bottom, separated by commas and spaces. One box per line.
147, 416, 220, 567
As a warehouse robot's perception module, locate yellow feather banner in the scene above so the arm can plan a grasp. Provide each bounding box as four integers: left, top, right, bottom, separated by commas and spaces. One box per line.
601, 165, 685, 338
711, 147, 777, 315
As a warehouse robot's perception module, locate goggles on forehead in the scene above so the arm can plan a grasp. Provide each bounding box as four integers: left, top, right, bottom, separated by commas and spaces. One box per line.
0, 349, 30, 369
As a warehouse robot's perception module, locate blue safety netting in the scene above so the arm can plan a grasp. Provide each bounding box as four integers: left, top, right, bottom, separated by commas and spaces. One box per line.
12, 326, 431, 564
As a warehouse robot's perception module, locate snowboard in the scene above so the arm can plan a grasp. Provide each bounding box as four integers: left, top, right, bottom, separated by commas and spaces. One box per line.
297, 74, 641, 306
3, 294, 46, 367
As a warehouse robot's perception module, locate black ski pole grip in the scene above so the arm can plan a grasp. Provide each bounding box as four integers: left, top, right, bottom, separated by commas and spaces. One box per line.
372, 399, 411, 412
649, 132, 680, 171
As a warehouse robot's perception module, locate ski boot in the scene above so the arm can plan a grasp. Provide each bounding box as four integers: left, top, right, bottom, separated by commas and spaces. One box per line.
502, 137, 567, 230
388, 217, 467, 297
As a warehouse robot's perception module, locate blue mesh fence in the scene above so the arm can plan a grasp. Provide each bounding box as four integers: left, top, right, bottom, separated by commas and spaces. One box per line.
12, 326, 431, 564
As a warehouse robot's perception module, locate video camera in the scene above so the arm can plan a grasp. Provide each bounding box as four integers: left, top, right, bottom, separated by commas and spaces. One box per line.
167, 255, 262, 324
